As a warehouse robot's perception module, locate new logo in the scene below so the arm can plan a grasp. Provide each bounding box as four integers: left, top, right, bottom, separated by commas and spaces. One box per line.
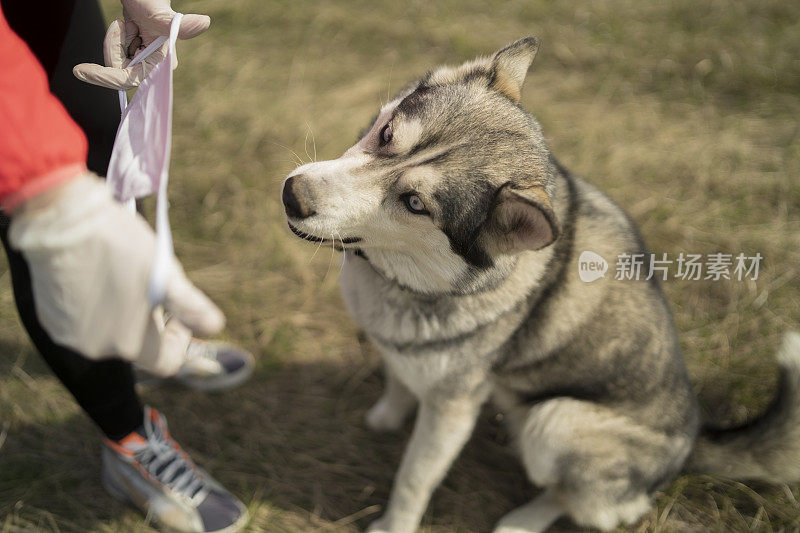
578, 251, 608, 283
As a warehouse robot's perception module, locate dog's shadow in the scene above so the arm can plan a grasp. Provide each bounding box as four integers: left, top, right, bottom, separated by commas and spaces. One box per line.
2, 349, 789, 532
0, 346, 567, 532
145, 358, 551, 532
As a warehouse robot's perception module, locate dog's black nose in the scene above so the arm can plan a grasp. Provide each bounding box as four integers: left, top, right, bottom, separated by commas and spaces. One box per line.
282, 175, 315, 219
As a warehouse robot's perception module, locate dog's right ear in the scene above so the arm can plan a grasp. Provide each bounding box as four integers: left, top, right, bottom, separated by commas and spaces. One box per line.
489, 37, 541, 103
486, 183, 559, 255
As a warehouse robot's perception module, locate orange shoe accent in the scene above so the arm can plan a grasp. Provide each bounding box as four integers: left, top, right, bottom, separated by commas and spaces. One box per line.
104, 431, 146, 456
148, 408, 172, 440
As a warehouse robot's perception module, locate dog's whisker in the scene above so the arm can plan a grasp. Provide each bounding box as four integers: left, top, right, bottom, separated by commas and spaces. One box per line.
305, 120, 318, 162
268, 141, 304, 167
311, 129, 317, 162
307, 230, 326, 264
322, 232, 337, 282
275, 159, 306, 171
303, 128, 313, 164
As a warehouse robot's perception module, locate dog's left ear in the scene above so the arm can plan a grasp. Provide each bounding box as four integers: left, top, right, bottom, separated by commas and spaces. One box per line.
489, 37, 541, 103
486, 184, 559, 255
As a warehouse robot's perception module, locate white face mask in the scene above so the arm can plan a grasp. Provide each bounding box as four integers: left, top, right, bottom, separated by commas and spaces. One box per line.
107, 13, 183, 305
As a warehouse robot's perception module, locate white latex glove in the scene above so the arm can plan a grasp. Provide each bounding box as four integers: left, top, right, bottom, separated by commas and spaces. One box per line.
73, 0, 210, 90
9, 173, 225, 377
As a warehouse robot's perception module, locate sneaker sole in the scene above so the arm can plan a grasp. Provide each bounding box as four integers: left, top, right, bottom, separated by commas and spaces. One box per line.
104, 469, 250, 533
174, 361, 254, 392
136, 355, 255, 392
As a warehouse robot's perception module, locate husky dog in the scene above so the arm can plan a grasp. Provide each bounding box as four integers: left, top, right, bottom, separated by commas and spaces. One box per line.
281, 37, 800, 532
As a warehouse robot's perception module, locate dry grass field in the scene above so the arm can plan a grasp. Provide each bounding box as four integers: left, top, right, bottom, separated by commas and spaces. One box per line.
2, 0, 800, 531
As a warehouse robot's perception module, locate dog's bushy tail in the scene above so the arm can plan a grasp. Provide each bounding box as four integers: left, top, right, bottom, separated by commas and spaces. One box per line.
687, 331, 800, 483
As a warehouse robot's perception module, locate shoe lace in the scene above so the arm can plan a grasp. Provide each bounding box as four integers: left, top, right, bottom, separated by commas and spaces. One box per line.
134, 415, 210, 503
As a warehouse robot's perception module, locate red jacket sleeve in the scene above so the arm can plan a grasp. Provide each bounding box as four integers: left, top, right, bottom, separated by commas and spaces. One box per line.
0, 6, 87, 210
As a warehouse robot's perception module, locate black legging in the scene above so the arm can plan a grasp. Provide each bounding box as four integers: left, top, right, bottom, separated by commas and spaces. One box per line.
1, 0, 143, 441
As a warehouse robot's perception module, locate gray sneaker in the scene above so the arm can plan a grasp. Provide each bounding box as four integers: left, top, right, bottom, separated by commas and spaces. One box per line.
137, 339, 255, 391
102, 406, 248, 533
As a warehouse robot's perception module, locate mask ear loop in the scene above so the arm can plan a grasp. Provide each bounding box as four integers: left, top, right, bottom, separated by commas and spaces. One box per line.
117, 35, 168, 113
148, 13, 182, 306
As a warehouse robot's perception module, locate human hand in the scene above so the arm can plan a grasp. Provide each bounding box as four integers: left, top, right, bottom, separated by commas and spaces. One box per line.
73, 0, 210, 90
9, 173, 225, 376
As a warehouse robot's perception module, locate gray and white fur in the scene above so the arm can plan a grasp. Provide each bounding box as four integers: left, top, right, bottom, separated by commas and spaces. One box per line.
281, 37, 800, 533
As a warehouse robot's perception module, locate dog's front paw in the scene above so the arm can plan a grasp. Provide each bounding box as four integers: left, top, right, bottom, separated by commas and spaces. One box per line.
365, 398, 406, 432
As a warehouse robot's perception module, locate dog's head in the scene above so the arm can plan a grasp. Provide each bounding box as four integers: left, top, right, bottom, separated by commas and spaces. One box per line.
282, 37, 560, 294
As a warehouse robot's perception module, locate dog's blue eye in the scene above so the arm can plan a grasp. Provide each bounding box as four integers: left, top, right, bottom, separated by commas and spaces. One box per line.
404, 194, 427, 214
379, 123, 393, 146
